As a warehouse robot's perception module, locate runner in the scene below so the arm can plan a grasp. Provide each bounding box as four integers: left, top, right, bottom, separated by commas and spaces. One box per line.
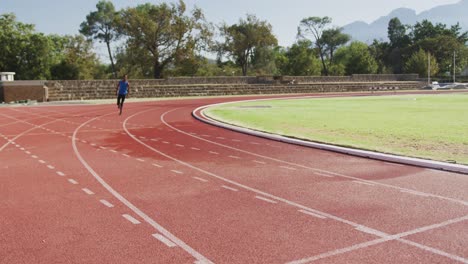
116, 74, 130, 115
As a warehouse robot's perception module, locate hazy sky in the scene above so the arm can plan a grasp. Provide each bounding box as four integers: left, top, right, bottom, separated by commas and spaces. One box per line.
1, 0, 460, 60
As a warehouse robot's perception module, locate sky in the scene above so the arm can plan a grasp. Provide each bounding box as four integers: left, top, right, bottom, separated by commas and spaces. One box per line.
1, 0, 460, 61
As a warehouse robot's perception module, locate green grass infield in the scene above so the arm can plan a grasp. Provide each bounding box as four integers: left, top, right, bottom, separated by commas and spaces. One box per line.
205, 93, 468, 165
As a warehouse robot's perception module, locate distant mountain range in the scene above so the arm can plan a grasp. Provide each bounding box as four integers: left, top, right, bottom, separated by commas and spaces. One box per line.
342, 0, 468, 43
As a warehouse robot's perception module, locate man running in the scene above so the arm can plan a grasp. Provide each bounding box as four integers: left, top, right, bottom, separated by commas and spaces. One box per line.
116, 74, 130, 115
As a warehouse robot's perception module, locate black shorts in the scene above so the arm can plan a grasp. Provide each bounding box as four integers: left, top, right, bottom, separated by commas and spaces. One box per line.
117, 94, 126, 105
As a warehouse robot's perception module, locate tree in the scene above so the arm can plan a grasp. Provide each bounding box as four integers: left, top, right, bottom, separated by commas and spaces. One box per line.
404, 49, 438, 77
80, 0, 120, 78
334, 41, 378, 75
118, 1, 212, 79
280, 40, 321, 76
388, 17, 410, 48
320, 28, 350, 65
297, 16, 332, 75
220, 14, 278, 76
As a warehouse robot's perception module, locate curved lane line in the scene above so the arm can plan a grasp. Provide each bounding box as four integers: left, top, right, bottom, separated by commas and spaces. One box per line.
72, 109, 213, 264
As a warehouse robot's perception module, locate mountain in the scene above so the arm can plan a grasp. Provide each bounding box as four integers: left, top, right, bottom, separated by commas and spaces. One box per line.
342, 0, 468, 43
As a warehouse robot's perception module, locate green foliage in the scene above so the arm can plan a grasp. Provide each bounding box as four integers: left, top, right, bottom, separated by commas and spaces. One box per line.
279, 40, 321, 76
334, 41, 378, 75
80, 0, 119, 77
118, 0, 213, 79
220, 14, 278, 76
404, 49, 438, 77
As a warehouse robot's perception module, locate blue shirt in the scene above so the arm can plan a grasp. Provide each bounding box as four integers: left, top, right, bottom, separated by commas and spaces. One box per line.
118, 80, 129, 95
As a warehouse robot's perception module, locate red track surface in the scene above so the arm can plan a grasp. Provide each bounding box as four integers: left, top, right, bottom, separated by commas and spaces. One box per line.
1, 93, 467, 264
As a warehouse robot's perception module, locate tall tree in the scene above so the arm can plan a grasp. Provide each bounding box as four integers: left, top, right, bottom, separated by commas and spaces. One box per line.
281, 40, 321, 76
320, 27, 350, 67
118, 1, 212, 79
220, 14, 278, 76
404, 49, 438, 77
80, 0, 119, 78
297, 16, 332, 75
334, 41, 378, 75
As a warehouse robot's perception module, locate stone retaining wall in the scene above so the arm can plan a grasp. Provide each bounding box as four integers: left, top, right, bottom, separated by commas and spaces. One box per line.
0, 81, 48, 103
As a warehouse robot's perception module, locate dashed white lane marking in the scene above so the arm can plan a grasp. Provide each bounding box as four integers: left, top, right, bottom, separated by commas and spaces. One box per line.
39, 160, 46, 164
47, 165, 55, 169
20, 147, 25, 151
171, 170, 183, 174
255, 196, 278, 204
201, 135, 211, 137
221, 185, 239, 192
136, 158, 145, 162
122, 214, 141, 224
68, 179, 78, 185
250, 142, 260, 145
191, 147, 201, 151
176, 144, 185, 147
280, 165, 297, 171
400, 190, 430, 197
100, 199, 114, 208
151, 139, 158, 142
25, 151, 31, 154
152, 234, 177, 248
152, 163, 163, 168
110, 150, 117, 153
99, 199, 114, 208
56, 171, 65, 176
253, 160, 266, 165
228, 155, 241, 159
122, 154, 130, 158
232, 139, 241, 142
91, 143, 97, 146
99, 146, 107, 150
315, 172, 335, 178
82, 188, 95, 195
216, 137, 225, 139
352, 181, 376, 186
193, 177, 208, 183
209, 151, 219, 155
162, 141, 170, 144
31, 155, 38, 159
298, 209, 327, 219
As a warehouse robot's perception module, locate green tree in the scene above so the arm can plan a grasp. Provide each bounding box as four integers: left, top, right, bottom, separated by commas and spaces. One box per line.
404, 49, 438, 77
320, 28, 350, 66
118, 1, 212, 79
80, 0, 120, 78
220, 14, 278, 76
297, 16, 332, 75
334, 41, 378, 75
281, 40, 321, 76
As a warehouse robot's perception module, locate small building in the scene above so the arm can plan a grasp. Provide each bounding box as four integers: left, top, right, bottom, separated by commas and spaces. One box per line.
0, 72, 15, 81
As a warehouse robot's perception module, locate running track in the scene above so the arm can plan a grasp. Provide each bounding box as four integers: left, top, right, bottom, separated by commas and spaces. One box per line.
0, 93, 467, 264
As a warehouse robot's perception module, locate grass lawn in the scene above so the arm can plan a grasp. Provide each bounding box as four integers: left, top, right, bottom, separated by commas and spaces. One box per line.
205, 93, 468, 165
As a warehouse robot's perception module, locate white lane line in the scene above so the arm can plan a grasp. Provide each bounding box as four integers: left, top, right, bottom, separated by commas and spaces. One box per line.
352, 181, 375, 186
90, 143, 97, 146
253, 160, 266, 164
298, 209, 327, 219
228, 155, 241, 159
82, 140, 87, 143
47, 165, 55, 169
68, 179, 78, 185
99, 146, 107, 150
400, 190, 430, 197
280, 165, 297, 171
209, 151, 219, 155
152, 163, 163, 168
314, 172, 335, 178
201, 135, 211, 137
221, 185, 239, 192
122, 214, 141, 225
176, 144, 185, 147
355, 226, 388, 237
100, 199, 114, 208
250, 142, 260, 145
122, 154, 130, 158
191, 147, 201, 151
193, 177, 208, 183
162, 141, 170, 144
136, 158, 145, 162
171, 170, 183, 174
39, 160, 46, 164
56, 171, 65, 176
232, 139, 241, 142
216, 137, 225, 140
152, 234, 177, 248
25, 151, 31, 154
255, 196, 278, 204
110, 150, 117, 153
82, 188, 95, 195
151, 139, 158, 142
31, 155, 38, 159
20, 147, 25, 151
